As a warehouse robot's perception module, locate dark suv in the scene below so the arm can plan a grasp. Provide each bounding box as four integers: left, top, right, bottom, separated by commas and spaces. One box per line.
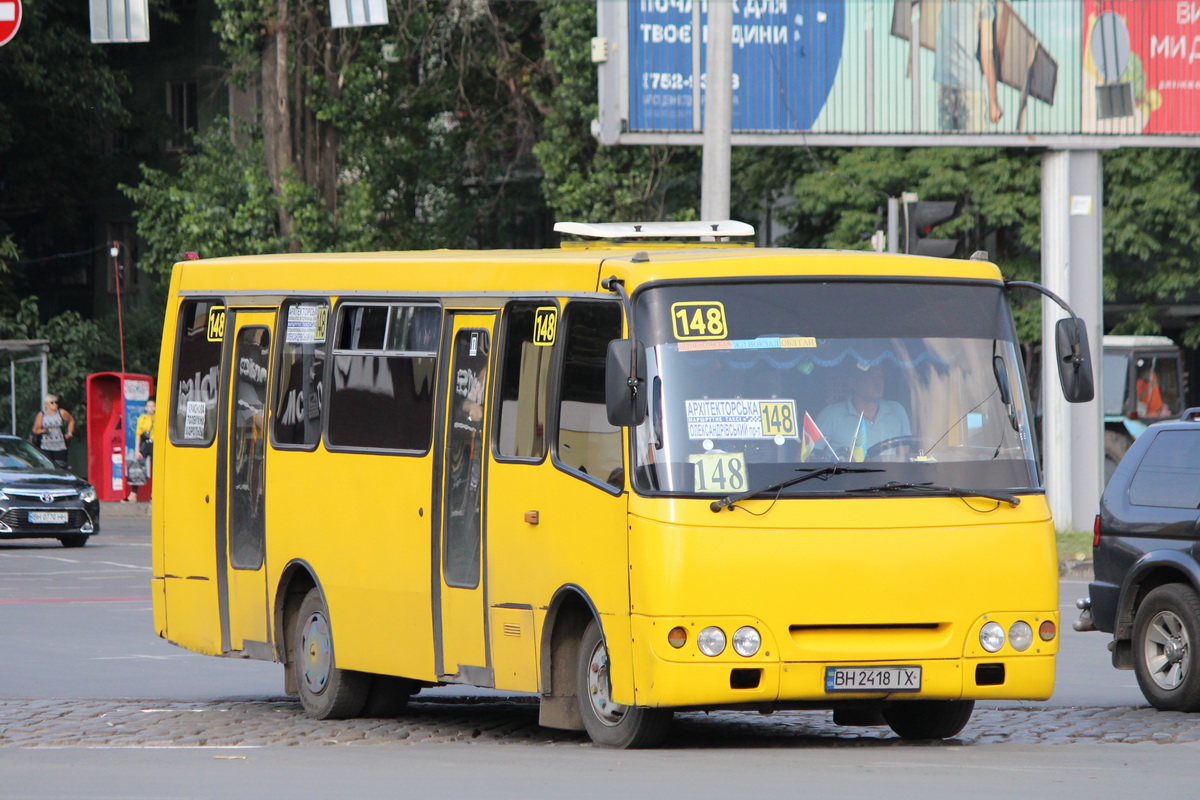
1078, 409, 1200, 710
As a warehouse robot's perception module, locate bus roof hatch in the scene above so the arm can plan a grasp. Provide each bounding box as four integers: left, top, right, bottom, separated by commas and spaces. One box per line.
553, 220, 755, 242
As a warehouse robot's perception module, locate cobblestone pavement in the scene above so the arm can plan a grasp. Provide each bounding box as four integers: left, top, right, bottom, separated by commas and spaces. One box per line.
3, 695, 1199, 749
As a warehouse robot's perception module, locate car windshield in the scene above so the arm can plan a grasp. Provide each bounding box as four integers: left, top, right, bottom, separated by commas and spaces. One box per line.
0, 438, 57, 471
631, 280, 1038, 497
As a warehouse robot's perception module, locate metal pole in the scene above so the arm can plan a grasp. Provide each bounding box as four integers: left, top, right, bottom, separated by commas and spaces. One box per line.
910, 1, 921, 132
111, 242, 127, 375
887, 197, 899, 253
9, 359, 15, 436
39, 350, 47, 411
701, 0, 733, 222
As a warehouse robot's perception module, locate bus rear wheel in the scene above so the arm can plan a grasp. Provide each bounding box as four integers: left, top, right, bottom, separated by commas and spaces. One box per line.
883, 700, 974, 740
576, 618, 672, 748
294, 588, 370, 720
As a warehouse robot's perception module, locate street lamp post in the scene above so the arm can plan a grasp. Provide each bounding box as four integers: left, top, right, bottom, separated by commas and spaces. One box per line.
109, 241, 127, 375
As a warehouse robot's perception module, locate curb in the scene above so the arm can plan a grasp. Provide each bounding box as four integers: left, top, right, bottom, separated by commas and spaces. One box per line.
100, 501, 152, 519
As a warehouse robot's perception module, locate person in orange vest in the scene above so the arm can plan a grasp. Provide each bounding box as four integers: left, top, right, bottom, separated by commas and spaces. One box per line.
1135, 362, 1169, 419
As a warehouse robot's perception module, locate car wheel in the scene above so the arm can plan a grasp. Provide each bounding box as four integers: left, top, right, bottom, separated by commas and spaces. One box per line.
1132, 584, 1200, 711
58, 535, 87, 548
576, 618, 672, 748
294, 588, 370, 719
883, 700, 974, 740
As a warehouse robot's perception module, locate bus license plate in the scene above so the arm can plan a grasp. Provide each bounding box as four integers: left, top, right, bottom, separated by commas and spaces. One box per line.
825, 666, 921, 693
29, 511, 68, 524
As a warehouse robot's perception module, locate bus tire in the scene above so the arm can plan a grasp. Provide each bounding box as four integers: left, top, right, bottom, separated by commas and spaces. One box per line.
294, 588, 370, 720
576, 618, 672, 748
882, 700, 974, 740
1132, 584, 1200, 711
360, 675, 417, 718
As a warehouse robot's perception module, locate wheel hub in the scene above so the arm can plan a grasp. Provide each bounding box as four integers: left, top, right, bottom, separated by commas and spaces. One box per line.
1145, 609, 1190, 690
586, 639, 627, 726
301, 611, 332, 695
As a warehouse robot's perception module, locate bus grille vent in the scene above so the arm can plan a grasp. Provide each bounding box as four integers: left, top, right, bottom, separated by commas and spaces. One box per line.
503, 623, 522, 638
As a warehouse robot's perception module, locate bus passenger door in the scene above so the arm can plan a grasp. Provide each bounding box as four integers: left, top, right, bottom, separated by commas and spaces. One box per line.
218, 310, 273, 656
435, 313, 495, 683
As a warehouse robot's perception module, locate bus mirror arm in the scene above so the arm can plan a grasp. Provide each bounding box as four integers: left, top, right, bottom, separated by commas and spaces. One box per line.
602, 276, 648, 427
1004, 281, 1095, 404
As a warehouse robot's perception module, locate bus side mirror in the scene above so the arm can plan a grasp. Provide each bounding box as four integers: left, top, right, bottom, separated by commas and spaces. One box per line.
605, 339, 647, 427
1055, 317, 1095, 404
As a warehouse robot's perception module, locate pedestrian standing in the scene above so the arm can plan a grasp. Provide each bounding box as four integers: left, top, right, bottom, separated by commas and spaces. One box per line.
32, 394, 75, 470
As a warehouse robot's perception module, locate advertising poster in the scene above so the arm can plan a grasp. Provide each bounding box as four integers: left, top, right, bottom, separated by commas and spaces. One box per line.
621, 0, 1200, 139
1082, 0, 1200, 134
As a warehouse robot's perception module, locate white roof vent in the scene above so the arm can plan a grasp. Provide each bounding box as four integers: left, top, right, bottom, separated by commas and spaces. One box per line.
553, 220, 755, 240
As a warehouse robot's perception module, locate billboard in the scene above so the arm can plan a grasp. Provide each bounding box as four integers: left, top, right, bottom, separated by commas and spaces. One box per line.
596, 0, 1200, 146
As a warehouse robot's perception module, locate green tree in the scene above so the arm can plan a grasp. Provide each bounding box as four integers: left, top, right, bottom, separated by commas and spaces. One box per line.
1102, 148, 1200, 346
535, 1, 698, 222
132, 0, 554, 259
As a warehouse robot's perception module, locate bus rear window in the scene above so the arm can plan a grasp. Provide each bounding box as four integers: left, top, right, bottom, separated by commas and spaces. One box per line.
169, 299, 223, 446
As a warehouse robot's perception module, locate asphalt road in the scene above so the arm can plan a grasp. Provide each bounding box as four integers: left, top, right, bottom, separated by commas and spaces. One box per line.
2, 507, 1199, 799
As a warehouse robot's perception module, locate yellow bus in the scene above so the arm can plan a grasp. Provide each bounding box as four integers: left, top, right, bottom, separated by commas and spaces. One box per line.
151, 221, 1093, 747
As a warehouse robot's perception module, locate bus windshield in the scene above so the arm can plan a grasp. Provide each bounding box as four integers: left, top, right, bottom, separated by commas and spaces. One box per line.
632, 281, 1038, 498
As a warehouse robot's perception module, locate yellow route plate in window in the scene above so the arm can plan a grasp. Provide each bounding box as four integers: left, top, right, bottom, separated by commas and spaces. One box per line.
758, 401, 797, 437
533, 306, 557, 346
671, 301, 728, 340
689, 452, 747, 494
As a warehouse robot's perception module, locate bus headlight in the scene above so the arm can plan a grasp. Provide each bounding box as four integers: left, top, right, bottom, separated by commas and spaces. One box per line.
980, 621, 1005, 653
1009, 621, 1033, 652
732, 626, 761, 657
697, 626, 726, 657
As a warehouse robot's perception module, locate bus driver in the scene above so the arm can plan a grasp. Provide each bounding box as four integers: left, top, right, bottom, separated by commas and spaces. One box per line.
815, 362, 910, 459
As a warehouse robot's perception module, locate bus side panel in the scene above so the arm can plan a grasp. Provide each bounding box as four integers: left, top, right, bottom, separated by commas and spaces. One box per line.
266, 448, 437, 682
486, 458, 632, 699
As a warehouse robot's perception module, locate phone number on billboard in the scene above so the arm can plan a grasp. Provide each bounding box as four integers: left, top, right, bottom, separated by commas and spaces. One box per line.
641, 72, 742, 91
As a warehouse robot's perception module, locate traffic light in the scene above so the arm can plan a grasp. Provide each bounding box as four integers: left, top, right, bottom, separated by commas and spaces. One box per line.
904, 200, 961, 257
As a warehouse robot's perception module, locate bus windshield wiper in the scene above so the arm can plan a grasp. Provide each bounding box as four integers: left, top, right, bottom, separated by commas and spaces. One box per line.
710, 465, 884, 512
855, 481, 1021, 507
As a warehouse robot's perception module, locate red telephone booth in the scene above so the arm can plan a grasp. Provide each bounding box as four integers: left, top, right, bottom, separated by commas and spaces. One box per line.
86, 373, 155, 502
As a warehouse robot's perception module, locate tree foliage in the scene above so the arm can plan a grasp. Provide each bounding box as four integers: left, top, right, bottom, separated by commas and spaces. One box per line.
535, 2, 698, 222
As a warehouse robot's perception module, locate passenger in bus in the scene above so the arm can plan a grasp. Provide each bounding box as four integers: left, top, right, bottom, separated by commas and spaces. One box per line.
815, 363, 910, 458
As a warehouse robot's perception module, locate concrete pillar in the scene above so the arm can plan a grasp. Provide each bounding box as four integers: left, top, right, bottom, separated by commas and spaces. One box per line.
1041, 150, 1104, 533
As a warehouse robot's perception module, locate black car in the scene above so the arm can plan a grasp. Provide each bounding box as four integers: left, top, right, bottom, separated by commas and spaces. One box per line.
1077, 409, 1200, 711
0, 435, 99, 547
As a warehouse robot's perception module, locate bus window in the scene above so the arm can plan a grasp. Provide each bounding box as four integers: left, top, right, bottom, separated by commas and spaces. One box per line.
556, 301, 623, 487
230, 326, 269, 569
495, 302, 557, 460
444, 328, 489, 588
170, 299, 223, 446
273, 299, 329, 449
326, 302, 439, 452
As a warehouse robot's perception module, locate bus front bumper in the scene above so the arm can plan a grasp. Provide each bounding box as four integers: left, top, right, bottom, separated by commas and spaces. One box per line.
629, 652, 1056, 709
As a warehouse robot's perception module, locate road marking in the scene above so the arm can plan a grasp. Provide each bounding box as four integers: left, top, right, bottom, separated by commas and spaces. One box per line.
90, 654, 191, 661
97, 560, 150, 570
0, 596, 148, 604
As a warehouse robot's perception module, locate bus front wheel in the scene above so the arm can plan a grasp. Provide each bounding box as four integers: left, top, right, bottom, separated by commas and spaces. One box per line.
883, 700, 974, 740
576, 618, 672, 748
294, 588, 370, 719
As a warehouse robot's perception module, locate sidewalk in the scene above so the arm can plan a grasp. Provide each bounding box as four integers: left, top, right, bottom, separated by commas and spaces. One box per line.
100, 500, 151, 519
